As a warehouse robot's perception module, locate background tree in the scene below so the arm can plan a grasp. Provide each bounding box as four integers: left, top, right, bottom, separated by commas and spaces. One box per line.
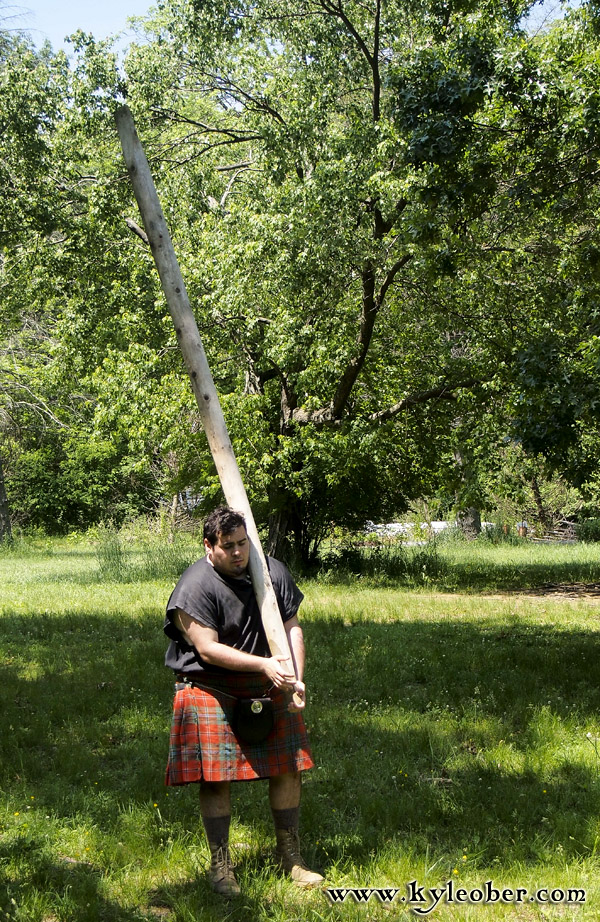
106, 0, 599, 557
0, 29, 68, 539
0, 30, 161, 533
109, 0, 532, 558
2, 0, 600, 553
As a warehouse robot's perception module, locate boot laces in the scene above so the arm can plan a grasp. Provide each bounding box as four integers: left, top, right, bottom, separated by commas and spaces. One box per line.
212, 844, 234, 875
281, 828, 306, 865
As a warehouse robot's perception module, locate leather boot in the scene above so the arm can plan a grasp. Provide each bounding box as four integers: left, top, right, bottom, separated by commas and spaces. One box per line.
275, 827, 324, 888
208, 842, 241, 897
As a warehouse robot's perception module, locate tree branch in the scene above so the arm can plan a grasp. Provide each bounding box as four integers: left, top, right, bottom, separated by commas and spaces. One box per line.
318, 0, 374, 69
291, 377, 483, 429
369, 379, 482, 424
196, 72, 288, 126
150, 111, 264, 150
124, 217, 149, 245
317, 0, 381, 119
378, 252, 413, 305
291, 249, 413, 426
220, 166, 253, 208
215, 161, 252, 172
329, 262, 378, 418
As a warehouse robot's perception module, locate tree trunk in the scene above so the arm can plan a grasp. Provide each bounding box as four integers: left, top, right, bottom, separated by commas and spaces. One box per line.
453, 447, 481, 538
0, 455, 12, 542
531, 475, 550, 531
267, 505, 291, 561
456, 506, 481, 539
267, 491, 320, 568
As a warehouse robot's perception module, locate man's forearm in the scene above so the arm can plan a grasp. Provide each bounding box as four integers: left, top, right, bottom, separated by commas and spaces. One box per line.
286, 624, 306, 683
199, 639, 273, 674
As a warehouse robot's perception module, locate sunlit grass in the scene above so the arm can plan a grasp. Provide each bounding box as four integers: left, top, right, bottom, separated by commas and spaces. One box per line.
318, 530, 600, 591
437, 536, 600, 591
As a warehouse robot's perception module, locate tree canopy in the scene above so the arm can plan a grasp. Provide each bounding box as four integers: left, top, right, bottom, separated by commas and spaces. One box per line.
1, 0, 600, 556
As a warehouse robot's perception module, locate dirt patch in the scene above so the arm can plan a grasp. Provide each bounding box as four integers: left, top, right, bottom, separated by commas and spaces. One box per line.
429, 585, 600, 604
509, 582, 600, 601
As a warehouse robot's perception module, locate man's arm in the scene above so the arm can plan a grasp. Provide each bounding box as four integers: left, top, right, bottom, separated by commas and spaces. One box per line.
174, 608, 296, 688
285, 614, 307, 712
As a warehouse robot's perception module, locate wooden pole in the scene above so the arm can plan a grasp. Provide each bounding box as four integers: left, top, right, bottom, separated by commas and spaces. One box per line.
114, 105, 297, 682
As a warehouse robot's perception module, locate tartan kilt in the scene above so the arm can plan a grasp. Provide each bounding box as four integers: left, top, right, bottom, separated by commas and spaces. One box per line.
165, 673, 315, 784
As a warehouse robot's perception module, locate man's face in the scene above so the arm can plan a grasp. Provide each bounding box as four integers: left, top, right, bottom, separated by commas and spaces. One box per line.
204, 525, 250, 578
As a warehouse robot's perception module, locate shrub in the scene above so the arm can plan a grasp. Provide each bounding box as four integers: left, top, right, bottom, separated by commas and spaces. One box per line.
576, 518, 600, 543
316, 533, 446, 585
478, 523, 522, 545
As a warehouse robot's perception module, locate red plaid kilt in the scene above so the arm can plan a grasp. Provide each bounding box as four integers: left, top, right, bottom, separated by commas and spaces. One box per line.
165, 673, 315, 784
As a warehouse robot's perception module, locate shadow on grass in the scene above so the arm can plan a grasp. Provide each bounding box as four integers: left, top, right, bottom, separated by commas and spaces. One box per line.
301, 617, 600, 868
0, 839, 279, 922
2, 610, 600, 917
0, 846, 148, 922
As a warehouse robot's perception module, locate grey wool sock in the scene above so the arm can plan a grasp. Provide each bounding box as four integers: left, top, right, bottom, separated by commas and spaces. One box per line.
202, 814, 231, 847
271, 806, 300, 831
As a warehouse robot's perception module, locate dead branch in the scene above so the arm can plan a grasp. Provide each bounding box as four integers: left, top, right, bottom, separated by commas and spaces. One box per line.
124, 217, 149, 245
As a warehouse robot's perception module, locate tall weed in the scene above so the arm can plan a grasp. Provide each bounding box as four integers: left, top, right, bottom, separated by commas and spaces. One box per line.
95, 524, 197, 582
95, 526, 126, 581
136, 541, 196, 580
317, 534, 445, 586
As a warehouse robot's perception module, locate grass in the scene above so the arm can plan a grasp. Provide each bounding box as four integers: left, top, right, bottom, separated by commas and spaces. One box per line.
435, 535, 600, 592
2, 533, 600, 920
318, 529, 600, 592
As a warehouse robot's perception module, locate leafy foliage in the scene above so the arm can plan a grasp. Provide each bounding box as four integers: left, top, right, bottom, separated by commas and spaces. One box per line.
2, 2, 600, 553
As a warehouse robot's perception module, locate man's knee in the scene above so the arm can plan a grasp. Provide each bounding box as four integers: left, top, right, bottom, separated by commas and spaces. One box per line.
201, 780, 230, 795
271, 772, 301, 785
199, 779, 231, 815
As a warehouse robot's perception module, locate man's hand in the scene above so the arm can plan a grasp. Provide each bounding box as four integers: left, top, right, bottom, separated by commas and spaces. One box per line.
261, 655, 297, 689
288, 680, 306, 712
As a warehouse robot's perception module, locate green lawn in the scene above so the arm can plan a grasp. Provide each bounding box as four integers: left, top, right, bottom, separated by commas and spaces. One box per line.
2, 535, 600, 920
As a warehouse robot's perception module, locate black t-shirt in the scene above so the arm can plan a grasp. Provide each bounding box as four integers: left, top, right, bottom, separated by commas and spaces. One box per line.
164, 555, 304, 677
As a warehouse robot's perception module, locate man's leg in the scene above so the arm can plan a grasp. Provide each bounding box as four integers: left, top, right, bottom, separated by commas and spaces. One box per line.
269, 773, 323, 888
200, 780, 240, 897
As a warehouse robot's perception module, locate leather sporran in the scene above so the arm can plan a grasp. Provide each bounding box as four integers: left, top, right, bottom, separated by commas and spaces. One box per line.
233, 696, 274, 744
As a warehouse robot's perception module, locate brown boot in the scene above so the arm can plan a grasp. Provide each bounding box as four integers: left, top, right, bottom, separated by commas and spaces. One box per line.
275, 827, 324, 888
208, 842, 241, 897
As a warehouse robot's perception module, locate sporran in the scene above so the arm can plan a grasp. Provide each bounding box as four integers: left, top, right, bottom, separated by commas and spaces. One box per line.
233, 696, 274, 743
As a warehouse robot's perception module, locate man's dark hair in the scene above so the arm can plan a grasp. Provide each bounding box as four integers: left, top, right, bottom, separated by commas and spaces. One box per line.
203, 507, 246, 546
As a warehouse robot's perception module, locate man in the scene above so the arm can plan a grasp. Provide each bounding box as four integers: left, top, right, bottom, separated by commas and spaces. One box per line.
164, 506, 323, 896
